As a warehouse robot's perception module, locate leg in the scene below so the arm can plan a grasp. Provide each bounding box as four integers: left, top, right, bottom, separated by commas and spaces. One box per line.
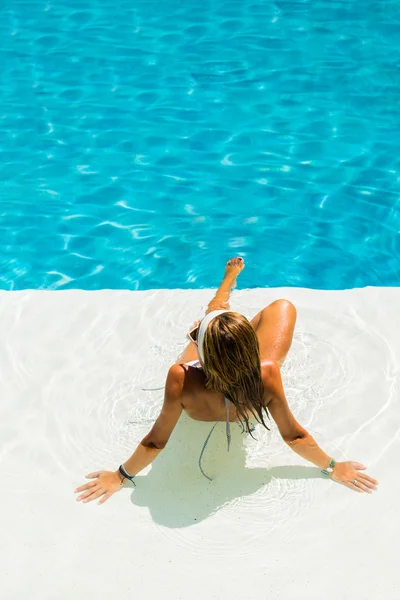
250, 299, 297, 367
175, 257, 245, 365
206, 257, 245, 313
175, 340, 199, 365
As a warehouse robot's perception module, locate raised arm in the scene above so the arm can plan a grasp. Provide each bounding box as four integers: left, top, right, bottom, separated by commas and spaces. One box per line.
74, 364, 184, 504
206, 257, 244, 313
264, 361, 378, 494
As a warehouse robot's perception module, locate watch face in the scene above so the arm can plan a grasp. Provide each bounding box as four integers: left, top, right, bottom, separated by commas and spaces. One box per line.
327, 467, 333, 472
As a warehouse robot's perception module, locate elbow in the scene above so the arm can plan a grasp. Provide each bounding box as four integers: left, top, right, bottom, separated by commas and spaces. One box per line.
283, 434, 304, 444
282, 419, 310, 444
282, 429, 310, 445
141, 435, 167, 450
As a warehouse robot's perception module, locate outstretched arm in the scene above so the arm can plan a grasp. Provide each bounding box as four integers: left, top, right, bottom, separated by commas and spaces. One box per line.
264, 361, 378, 494
74, 364, 184, 504
123, 364, 184, 473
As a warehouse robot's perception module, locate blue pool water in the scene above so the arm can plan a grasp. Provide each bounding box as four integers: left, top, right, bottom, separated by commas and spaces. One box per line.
1, 0, 399, 290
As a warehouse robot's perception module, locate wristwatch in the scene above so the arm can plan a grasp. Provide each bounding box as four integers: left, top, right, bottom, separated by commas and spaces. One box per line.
321, 458, 337, 475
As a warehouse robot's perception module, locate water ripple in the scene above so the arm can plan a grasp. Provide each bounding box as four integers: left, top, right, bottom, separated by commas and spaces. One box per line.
1, 1, 400, 289
1, 291, 394, 557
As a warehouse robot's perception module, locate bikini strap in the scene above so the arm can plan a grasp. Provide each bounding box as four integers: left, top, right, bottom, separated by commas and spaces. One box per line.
198, 397, 232, 481
225, 397, 231, 452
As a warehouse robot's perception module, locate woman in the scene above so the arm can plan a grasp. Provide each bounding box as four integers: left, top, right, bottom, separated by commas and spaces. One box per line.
75, 257, 378, 504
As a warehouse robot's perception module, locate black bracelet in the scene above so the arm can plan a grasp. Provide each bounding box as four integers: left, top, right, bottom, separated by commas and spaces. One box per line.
119, 464, 136, 486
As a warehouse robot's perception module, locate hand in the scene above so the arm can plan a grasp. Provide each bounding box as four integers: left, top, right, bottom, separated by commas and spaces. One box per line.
330, 461, 379, 493
74, 470, 124, 505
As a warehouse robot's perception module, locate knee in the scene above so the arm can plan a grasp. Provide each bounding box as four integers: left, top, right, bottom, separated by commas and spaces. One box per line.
271, 298, 297, 316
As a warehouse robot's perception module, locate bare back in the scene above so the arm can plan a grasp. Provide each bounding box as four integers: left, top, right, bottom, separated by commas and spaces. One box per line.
179, 360, 275, 423
176, 299, 297, 423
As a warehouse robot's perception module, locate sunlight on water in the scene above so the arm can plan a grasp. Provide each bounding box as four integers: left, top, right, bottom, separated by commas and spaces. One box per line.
1, 1, 400, 289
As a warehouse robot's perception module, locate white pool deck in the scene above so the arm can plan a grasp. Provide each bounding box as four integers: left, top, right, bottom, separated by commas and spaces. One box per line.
1, 287, 399, 599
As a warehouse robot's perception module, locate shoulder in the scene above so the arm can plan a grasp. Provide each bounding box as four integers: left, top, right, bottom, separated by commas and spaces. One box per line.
260, 360, 283, 404
168, 363, 186, 378
165, 364, 185, 397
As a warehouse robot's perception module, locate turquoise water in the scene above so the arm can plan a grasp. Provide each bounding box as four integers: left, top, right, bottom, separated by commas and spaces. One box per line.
1, 0, 399, 290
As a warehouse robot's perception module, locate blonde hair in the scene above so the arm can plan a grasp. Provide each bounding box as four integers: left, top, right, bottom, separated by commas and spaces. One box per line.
202, 312, 270, 433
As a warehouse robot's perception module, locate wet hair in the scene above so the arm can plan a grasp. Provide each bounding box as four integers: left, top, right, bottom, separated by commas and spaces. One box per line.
202, 312, 270, 434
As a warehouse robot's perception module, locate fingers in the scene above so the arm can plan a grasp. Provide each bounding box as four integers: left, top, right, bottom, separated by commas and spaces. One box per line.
76, 485, 101, 501
354, 480, 373, 493
77, 486, 105, 503
84, 489, 107, 503
347, 477, 378, 494
351, 462, 367, 470
74, 480, 98, 493
85, 471, 103, 479
346, 481, 364, 493
97, 493, 112, 505
357, 471, 378, 485
357, 473, 378, 490
353, 463, 379, 487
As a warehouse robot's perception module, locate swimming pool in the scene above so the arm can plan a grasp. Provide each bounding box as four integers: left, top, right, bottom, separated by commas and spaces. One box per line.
3, 2, 400, 599
1, 0, 399, 290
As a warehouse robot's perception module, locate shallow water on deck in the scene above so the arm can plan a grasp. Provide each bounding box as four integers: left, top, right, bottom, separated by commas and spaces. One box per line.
2, 290, 398, 565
